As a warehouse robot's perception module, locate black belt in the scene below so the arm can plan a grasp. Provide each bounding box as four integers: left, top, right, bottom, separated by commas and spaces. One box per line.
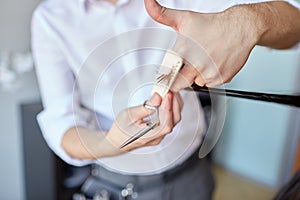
91, 149, 202, 192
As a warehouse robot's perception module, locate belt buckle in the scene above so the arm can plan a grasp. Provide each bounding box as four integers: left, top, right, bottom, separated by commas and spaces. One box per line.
121, 183, 138, 199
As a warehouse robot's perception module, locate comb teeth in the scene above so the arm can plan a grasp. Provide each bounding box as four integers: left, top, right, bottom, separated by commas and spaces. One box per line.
152, 51, 183, 97
156, 74, 165, 83
156, 71, 174, 85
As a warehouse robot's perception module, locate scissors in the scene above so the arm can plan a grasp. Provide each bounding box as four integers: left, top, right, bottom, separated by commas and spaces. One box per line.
119, 101, 160, 149
119, 51, 182, 149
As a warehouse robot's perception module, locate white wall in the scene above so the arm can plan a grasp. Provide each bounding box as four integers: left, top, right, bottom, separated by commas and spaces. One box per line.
0, 0, 40, 52
213, 46, 300, 188
0, 0, 299, 197
0, 0, 41, 199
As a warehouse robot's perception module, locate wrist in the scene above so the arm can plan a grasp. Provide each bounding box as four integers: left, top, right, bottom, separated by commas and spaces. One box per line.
102, 133, 124, 157
222, 3, 269, 47
62, 127, 122, 160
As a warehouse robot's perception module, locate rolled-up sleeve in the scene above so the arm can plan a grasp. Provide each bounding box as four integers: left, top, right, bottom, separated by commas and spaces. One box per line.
31, 9, 93, 166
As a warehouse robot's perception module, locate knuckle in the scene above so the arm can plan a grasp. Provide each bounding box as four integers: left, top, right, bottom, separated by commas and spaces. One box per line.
176, 13, 188, 32
150, 140, 161, 146
171, 85, 179, 92
140, 141, 148, 147
224, 76, 233, 84
203, 72, 220, 86
182, 11, 194, 26
175, 115, 182, 124
187, 78, 194, 86
136, 139, 147, 146
207, 71, 218, 81
195, 78, 205, 86
163, 125, 173, 133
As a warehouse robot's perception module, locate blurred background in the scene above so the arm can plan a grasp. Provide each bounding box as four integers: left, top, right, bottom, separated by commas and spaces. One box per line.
0, 0, 299, 199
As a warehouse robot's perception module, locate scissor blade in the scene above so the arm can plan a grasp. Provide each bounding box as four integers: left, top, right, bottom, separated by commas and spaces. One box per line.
119, 123, 157, 149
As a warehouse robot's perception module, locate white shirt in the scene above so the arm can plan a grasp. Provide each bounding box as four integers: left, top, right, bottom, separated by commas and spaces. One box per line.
31, 0, 300, 175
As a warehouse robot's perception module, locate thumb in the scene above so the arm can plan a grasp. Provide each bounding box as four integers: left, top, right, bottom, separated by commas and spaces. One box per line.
144, 0, 182, 30
146, 92, 162, 107
126, 93, 162, 121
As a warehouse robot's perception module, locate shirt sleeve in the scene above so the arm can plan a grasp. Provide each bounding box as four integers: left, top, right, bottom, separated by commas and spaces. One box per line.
31, 8, 94, 166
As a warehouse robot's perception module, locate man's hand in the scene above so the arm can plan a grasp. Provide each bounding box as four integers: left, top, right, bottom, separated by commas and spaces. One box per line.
144, 0, 300, 89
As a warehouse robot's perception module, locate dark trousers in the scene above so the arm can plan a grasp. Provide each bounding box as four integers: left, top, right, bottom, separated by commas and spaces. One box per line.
79, 155, 215, 200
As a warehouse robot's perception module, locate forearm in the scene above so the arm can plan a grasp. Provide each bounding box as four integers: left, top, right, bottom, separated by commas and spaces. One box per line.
225, 1, 300, 49
62, 127, 122, 160
61, 93, 181, 160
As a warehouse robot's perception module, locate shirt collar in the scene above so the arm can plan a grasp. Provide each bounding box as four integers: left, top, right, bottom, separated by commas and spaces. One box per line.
78, 0, 130, 13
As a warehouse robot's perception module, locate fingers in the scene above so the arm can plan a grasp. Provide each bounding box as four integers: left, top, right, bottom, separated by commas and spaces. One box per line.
145, 136, 165, 146
170, 63, 198, 92
118, 92, 182, 150
195, 75, 206, 87
140, 92, 174, 139
159, 92, 174, 134
146, 92, 162, 107
140, 92, 182, 146
172, 92, 183, 125
146, 92, 181, 137
144, 0, 181, 30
